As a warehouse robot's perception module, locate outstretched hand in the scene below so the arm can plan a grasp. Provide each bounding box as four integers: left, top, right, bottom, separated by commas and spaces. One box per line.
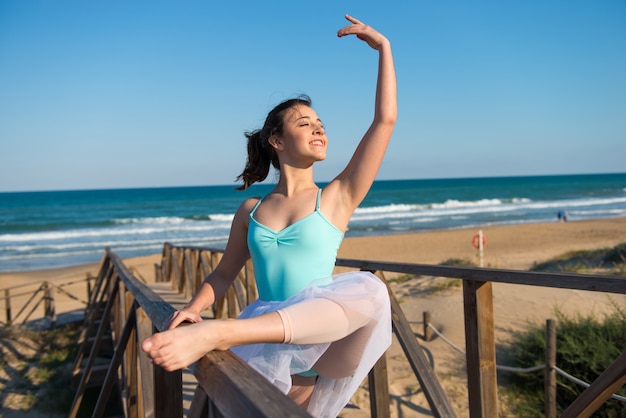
337, 14, 388, 50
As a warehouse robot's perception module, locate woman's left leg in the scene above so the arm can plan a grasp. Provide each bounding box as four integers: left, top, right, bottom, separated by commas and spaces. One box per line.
288, 375, 316, 409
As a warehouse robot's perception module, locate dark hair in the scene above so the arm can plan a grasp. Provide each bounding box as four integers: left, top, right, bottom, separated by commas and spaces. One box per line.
236, 95, 312, 190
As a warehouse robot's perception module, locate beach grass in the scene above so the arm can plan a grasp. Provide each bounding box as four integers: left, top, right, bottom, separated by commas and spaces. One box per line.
531, 242, 626, 275
498, 245, 626, 417
0, 323, 80, 416
500, 302, 626, 417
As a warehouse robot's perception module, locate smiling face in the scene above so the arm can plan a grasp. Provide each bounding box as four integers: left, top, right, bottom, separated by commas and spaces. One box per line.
270, 104, 328, 166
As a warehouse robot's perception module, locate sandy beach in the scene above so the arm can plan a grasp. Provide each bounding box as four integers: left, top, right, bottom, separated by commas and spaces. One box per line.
1, 217, 625, 416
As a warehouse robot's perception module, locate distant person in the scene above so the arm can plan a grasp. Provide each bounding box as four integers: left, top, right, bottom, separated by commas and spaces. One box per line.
557, 210, 569, 222
141, 14, 396, 417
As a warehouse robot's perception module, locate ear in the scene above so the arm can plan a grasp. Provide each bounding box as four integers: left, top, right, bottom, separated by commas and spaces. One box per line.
268, 135, 283, 151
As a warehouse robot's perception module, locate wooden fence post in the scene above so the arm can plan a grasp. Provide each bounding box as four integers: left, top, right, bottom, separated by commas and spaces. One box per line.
423, 311, 432, 342
368, 354, 390, 418
545, 318, 557, 418
136, 308, 156, 417
43, 282, 56, 327
154, 340, 183, 418
86, 273, 94, 300
4, 289, 11, 326
463, 279, 497, 418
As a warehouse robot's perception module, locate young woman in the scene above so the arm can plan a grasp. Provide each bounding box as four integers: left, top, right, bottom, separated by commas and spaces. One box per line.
142, 14, 397, 417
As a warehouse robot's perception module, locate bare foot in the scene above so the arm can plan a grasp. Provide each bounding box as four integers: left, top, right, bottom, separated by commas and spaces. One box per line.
141, 320, 229, 371
141, 312, 285, 372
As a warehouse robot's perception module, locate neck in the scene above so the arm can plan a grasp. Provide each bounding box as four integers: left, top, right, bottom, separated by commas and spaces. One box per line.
274, 166, 316, 196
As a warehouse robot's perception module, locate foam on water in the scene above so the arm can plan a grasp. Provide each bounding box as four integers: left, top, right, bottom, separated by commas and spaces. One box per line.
1, 174, 624, 271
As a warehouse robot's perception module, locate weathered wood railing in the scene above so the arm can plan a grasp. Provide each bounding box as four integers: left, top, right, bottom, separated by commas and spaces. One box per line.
155, 242, 626, 418
1, 276, 94, 327
70, 242, 625, 417
69, 249, 310, 418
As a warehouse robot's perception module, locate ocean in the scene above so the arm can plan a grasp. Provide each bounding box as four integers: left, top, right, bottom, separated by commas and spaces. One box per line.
1, 173, 625, 273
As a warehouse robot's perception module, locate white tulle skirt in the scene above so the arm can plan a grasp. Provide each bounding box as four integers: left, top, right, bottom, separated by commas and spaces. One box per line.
231, 271, 392, 418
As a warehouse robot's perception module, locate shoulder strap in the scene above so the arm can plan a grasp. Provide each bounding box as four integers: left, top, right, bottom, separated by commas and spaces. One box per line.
315, 188, 322, 211
250, 196, 265, 216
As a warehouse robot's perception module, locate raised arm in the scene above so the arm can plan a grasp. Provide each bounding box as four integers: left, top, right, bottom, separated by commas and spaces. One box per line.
334, 14, 397, 210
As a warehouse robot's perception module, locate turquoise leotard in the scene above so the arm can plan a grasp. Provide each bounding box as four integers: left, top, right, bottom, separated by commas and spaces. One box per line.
248, 188, 344, 301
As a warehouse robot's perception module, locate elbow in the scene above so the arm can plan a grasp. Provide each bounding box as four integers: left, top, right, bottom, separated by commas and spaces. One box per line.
385, 112, 398, 126
375, 103, 398, 127
376, 113, 397, 128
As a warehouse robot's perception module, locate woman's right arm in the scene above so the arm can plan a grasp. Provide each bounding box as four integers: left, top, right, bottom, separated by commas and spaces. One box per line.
167, 198, 256, 329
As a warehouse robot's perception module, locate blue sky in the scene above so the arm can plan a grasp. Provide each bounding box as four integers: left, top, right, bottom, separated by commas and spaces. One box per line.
1, 1, 624, 192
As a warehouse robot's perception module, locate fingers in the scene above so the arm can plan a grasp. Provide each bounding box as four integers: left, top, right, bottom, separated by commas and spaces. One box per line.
344, 14, 362, 25
167, 311, 184, 329
167, 309, 201, 330
337, 14, 386, 50
337, 14, 365, 38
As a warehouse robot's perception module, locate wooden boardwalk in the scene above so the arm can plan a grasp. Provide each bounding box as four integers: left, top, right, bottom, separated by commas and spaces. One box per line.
61, 247, 626, 418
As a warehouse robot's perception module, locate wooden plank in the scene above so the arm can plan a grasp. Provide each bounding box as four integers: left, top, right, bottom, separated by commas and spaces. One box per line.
245, 259, 258, 305
193, 250, 203, 291
368, 354, 390, 418
154, 364, 183, 418
184, 248, 195, 298
200, 251, 211, 279
463, 280, 497, 418
69, 279, 119, 418
92, 303, 137, 418
545, 319, 556, 418
188, 386, 209, 418
232, 270, 247, 313
383, 278, 456, 417
70, 265, 113, 375
44, 282, 56, 325
226, 286, 237, 318
193, 350, 311, 418
161, 243, 172, 281
560, 349, 626, 418
125, 292, 140, 418
175, 247, 184, 294
4, 288, 11, 325
136, 308, 156, 418
336, 259, 626, 294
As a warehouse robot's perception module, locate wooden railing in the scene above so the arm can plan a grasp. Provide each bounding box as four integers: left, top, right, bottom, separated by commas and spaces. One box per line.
1, 276, 95, 327
156, 243, 626, 418
71, 243, 626, 417
69, 249, 311, 418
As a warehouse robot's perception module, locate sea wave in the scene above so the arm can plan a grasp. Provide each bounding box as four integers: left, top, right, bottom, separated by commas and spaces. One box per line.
4, 195, 624, 244
0, 234, 228, 253
2, 179, 625, 272
0, 221, 231, 243
113, 216, 188, 225
350, 196, 626, 223
113, 213, 235, 224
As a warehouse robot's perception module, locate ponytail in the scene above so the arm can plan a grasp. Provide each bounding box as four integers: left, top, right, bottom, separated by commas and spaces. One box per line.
236, 95, 312, 190
235, 129, 279, 190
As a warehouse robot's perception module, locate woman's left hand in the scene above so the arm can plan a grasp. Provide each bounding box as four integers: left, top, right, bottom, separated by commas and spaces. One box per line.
337, 14, 389, 50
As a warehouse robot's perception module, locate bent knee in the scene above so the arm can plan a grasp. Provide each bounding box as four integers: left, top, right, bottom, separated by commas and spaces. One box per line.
314, 353, 359, 379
